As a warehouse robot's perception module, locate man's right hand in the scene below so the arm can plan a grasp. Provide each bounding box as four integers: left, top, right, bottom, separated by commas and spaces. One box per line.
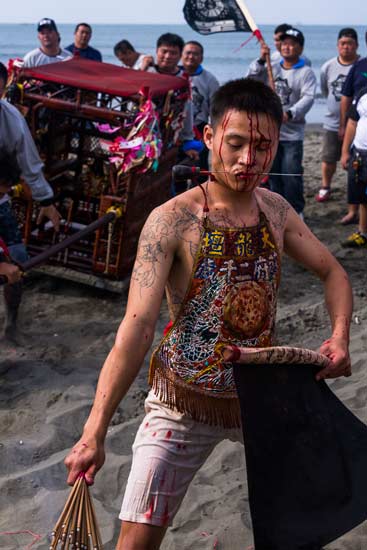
0, 262, 22, 284
341, 152, 350, 170
64, 435, 105, 486
37, 204, 62, 232
140, 55, 154, 71
259, 43, 270, 62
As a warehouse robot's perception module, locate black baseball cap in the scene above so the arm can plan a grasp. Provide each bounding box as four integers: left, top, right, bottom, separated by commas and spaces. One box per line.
37, 18, 58, 32
280, 27, 305, 47
338, 28, 358, 42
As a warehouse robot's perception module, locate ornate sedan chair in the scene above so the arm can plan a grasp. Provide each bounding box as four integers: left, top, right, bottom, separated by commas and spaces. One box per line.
7, 57, 189, 291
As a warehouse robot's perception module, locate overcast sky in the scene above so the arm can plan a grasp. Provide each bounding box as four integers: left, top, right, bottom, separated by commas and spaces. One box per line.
0, 0, 366, 25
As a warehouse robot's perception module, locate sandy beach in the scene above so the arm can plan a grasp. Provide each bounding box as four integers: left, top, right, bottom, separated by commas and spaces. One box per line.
0, 127, 366, 550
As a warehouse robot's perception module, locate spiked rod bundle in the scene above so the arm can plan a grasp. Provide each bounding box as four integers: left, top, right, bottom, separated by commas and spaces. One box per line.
50, 474, 102, 549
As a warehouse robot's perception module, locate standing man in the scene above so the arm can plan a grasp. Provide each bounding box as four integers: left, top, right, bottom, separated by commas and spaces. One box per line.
0, 62, 61, 339
340, 85, 367, 248
149, 32, 184, 77
64, 78, 352, 550
247, 28, 316, 216
23, 18, 72, 68
149, 33, 201, 176
113, 40, 152, 71
66, 23, 102, 62
316, 28, 359, 206
181, 40, 219, 170
339, 30, 367, 224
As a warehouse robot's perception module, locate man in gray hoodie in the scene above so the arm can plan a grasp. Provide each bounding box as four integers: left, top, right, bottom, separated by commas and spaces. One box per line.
181, 40, 219, 171
317, 28, 359, 213
247, 28, 316, 215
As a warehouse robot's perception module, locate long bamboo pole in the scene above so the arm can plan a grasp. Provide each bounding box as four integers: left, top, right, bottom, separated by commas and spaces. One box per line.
235, 0, 275, 90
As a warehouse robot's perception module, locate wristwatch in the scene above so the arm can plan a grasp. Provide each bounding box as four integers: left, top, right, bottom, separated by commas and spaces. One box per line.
286, 110, 293, 120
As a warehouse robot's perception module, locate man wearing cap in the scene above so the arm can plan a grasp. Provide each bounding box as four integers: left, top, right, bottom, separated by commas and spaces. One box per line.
66, 23, 102, 62
247, 27, 316, 216
23, 18, 72, 68
271, 23, 312, 66
316, 28, 359, 210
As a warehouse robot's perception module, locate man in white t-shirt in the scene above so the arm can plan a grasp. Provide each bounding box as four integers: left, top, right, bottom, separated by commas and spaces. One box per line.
23, 18, 72, 68
113, 39, 152, 71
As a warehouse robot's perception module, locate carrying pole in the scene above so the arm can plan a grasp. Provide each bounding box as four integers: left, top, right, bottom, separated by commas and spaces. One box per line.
0, 209, 122, 285
235, 0, 275, 90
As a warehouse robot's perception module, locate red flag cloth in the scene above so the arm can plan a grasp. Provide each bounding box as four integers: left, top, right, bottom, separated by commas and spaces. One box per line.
21, 58, 189, 98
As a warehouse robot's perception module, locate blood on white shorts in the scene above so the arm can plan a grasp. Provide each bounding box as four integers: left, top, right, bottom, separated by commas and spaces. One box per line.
119, 390, 242, 527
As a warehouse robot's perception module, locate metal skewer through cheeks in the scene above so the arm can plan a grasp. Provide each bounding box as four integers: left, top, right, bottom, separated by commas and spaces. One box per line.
172, 165, 303, 180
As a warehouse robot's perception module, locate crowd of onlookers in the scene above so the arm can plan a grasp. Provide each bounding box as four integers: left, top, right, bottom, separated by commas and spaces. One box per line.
17, 17, 367, 248
245, 23, 367, 249
1, 17, 366, 339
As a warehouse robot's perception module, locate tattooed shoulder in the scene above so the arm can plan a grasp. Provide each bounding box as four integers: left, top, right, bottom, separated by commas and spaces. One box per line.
131, 202, 202, 289
258, 189, 290, 228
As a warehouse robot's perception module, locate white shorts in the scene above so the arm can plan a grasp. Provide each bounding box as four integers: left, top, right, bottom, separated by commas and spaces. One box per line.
119, 390, 243, 527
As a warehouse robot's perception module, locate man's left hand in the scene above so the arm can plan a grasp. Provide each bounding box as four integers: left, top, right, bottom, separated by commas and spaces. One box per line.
316, 336, 351, 381
37, 204, 62, 232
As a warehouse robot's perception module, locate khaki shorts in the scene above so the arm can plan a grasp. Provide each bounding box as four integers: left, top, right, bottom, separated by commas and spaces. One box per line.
119, 390, 243, 527
321, 130, 342, 163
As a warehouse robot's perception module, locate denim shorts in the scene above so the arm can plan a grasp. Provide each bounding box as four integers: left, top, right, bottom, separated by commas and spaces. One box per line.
0, 200, 23, 247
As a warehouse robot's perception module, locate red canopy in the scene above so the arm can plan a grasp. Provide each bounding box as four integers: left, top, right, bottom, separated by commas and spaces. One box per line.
22, 57, 189, 98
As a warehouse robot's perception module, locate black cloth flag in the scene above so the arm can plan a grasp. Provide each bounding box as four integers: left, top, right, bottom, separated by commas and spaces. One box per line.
183, 0, 253, 35
233, 362, 367, 549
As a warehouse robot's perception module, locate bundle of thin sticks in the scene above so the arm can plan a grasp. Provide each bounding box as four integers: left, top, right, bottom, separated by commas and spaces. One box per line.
50, 474, 103, 549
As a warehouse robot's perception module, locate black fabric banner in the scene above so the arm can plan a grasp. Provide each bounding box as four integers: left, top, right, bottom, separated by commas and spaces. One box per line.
183, 0, 252, 35
233, 363, 367, 550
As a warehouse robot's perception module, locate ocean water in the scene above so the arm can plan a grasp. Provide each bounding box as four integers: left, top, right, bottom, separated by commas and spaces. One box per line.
1, 23, 366, 123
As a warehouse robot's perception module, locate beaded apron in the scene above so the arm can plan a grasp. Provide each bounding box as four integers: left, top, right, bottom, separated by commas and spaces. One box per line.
149, 207, 281, 427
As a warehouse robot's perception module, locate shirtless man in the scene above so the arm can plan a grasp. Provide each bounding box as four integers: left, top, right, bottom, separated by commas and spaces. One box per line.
65, 78, 352, 550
